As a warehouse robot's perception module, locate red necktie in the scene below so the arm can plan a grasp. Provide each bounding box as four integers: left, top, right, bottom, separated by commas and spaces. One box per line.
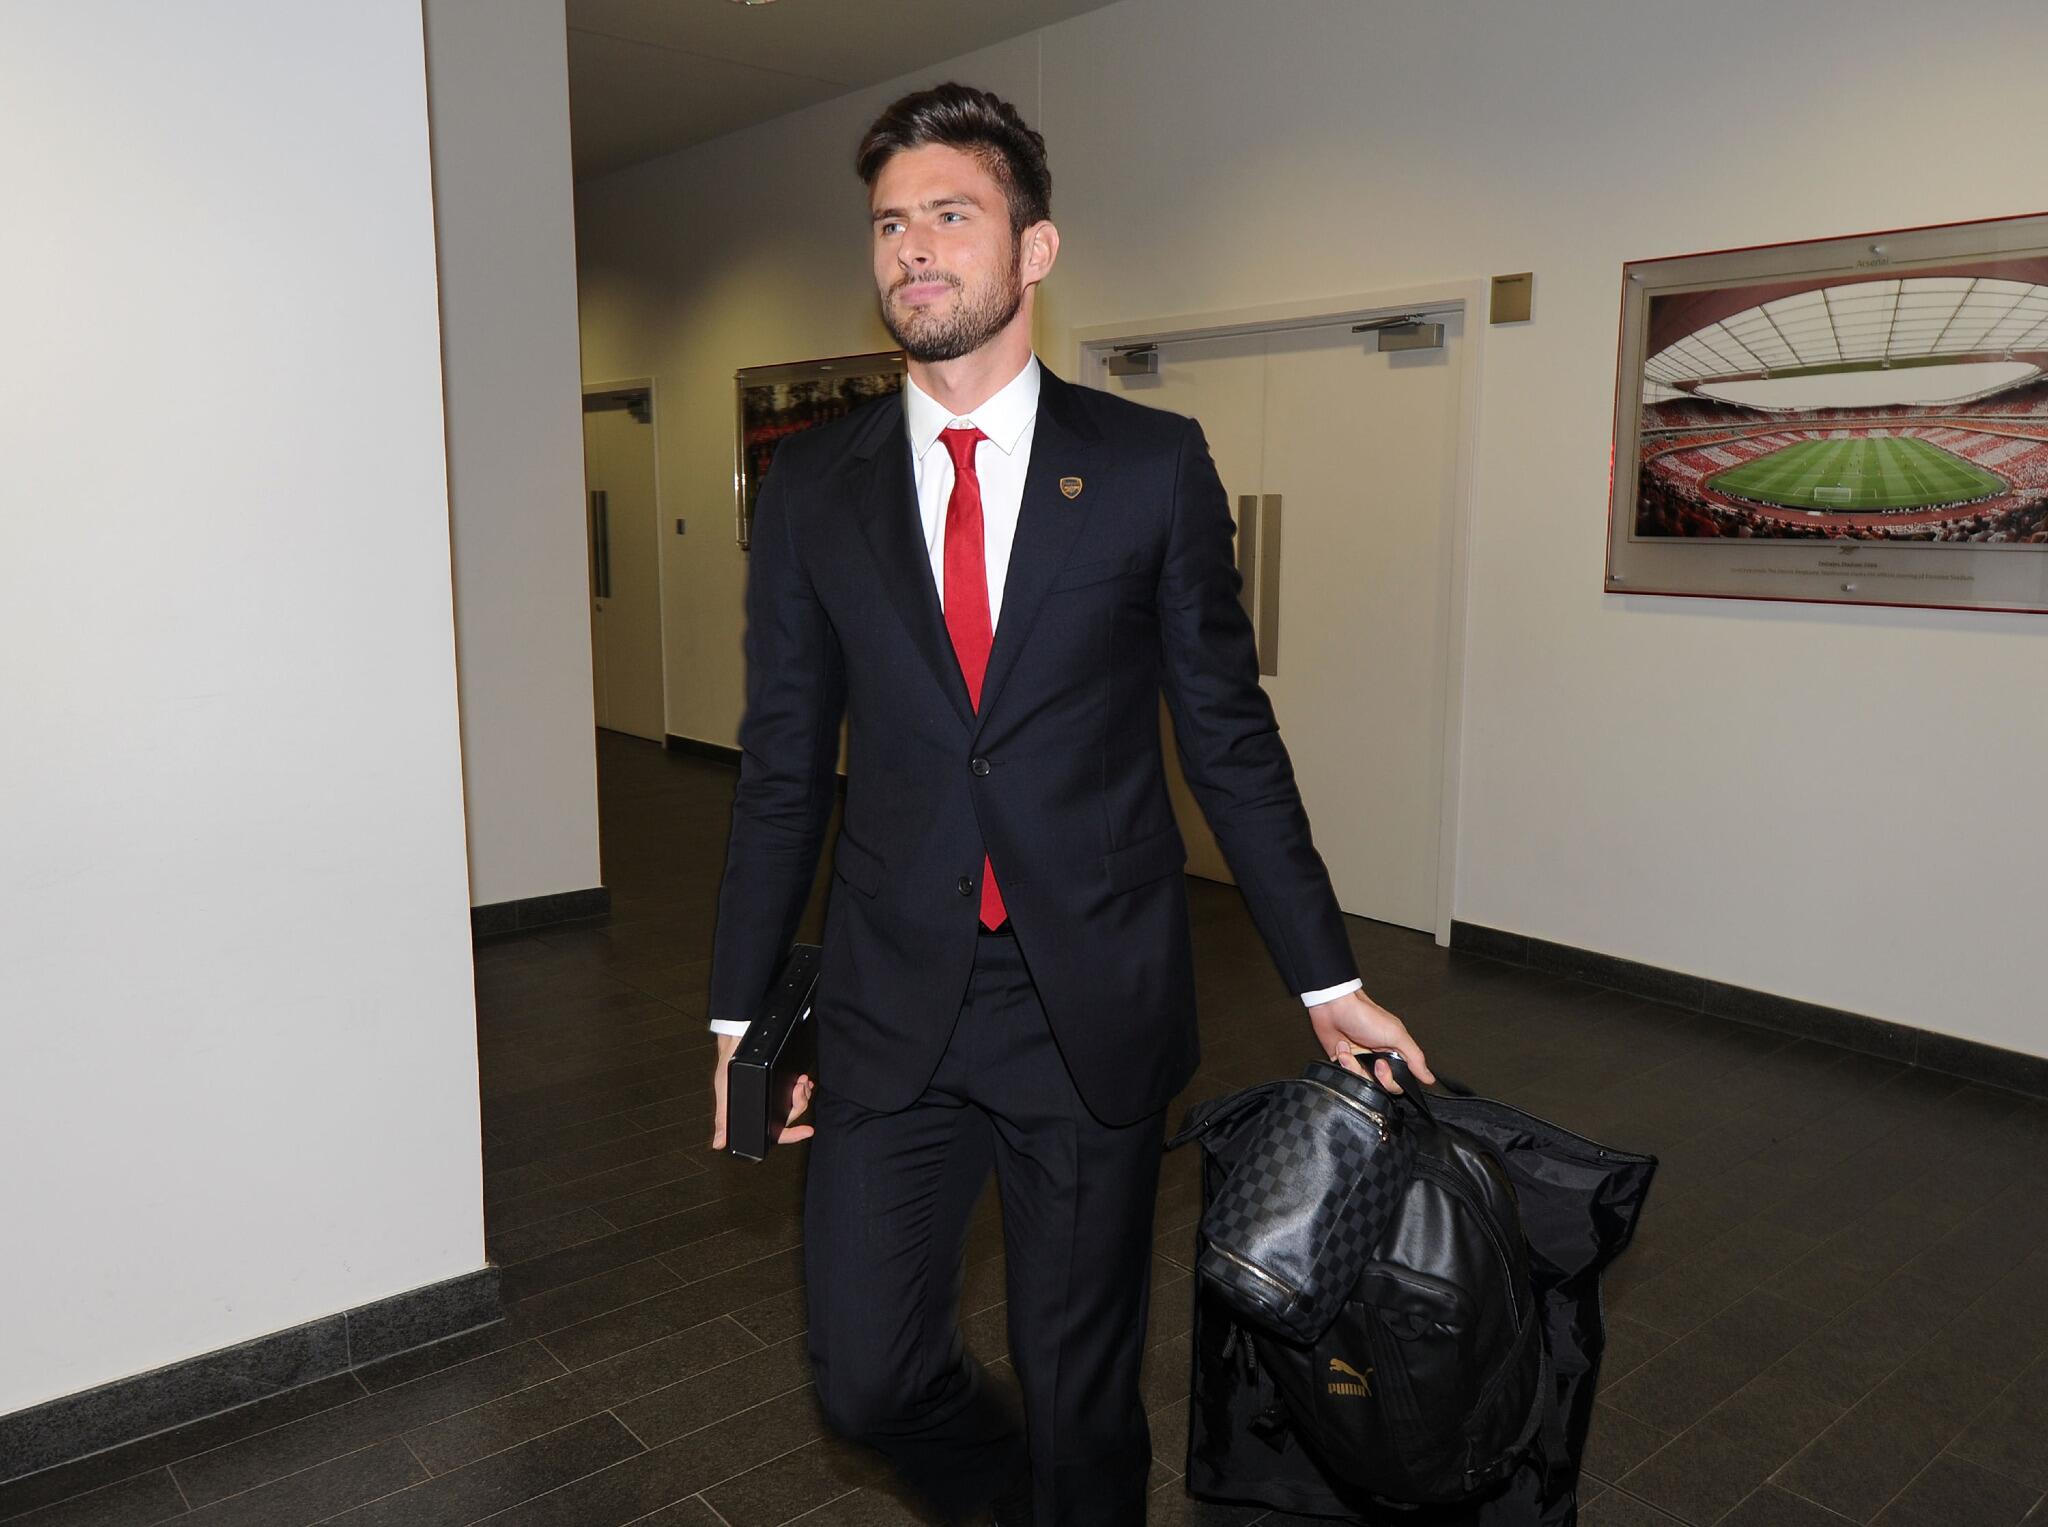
939, 425, 1007, 930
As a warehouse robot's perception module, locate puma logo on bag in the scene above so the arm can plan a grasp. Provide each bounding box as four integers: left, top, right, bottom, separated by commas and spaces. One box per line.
1326, 1356, 1373, 1397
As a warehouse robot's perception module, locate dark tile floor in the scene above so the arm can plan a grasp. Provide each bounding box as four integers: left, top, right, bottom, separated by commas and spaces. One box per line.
7, 730, 2047, 1526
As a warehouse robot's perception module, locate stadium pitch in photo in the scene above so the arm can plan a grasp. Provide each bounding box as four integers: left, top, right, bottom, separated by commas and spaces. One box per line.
1632, 257, 2048, 544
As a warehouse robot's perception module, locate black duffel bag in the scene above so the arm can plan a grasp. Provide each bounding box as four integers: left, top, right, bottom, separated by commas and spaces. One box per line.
1176, 1059, 1657, 1525
1172, 1054, 1545, 1507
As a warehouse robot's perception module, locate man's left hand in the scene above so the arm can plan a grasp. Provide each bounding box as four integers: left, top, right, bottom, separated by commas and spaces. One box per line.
1307, 989, 1435, 1094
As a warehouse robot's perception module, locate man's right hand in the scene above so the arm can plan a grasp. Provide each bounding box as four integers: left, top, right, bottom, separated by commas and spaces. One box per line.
709, 1030, 816, 1151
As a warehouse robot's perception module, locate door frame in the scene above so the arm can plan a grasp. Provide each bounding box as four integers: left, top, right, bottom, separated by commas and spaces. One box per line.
581, 377, 671, 739
1071, 281, 1488, 947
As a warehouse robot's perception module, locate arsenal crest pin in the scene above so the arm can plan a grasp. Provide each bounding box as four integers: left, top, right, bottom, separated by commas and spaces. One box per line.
1059, 476, 1083, 500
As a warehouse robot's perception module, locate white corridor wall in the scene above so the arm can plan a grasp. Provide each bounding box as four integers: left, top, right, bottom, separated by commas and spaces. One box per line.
424, 0, 604, 911
0, 3, 487, 1414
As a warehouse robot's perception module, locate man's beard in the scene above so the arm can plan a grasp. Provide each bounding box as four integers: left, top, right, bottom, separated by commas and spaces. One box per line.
879, 252, 1024, 363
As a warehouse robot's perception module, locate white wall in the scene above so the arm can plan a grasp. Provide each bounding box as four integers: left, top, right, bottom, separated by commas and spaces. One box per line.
573, 0, 2048, 1059
424, 0, 604, 910
0, 3, 486, 1414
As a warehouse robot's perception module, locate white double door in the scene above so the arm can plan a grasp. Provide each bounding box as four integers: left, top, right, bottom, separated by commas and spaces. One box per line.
1100, 312, 1465, 933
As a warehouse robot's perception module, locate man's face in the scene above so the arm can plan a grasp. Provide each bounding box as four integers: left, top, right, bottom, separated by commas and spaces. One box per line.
870, 143, 1026, 364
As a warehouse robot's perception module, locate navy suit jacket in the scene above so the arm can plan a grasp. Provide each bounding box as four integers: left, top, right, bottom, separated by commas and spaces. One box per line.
707, 364, 1355, 1126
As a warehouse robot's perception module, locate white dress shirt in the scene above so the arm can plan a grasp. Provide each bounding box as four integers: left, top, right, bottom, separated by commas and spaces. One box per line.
903, 354, 1040, 625
710, 356, 1359, 1035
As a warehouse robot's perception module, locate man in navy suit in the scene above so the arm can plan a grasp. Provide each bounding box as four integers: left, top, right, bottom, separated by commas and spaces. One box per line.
705, 83, 1431, 1525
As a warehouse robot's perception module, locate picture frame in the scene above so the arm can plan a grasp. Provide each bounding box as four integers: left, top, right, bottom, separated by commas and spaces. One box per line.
1606, 212, 2048, 613
734, 349, 906, 547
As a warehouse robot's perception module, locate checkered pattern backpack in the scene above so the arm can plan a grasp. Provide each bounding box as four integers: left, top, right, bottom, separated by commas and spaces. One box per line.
1176, 1059, 1419, 1343
1170, 1055, 1550, 1508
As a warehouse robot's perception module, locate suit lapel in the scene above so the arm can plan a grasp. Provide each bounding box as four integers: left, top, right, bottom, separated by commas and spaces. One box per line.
848, 366, 1103, 737
973, 368, 1101, 735
851, 403, 976, 729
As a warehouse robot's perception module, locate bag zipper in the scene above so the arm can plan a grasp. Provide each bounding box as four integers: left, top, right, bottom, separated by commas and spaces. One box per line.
1413, 1157, 1523, 1327
1440, 1097, 1652, 1166
1300, 1079, 1390, 1141
1207, 1241, 1304, 1304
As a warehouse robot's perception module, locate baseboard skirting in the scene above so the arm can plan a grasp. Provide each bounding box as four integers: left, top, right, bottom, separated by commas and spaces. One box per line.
662, 733, 740, 766
0, 1266, 501, 1486
470, 885, 609, 939
1449, 920, 2048, 1099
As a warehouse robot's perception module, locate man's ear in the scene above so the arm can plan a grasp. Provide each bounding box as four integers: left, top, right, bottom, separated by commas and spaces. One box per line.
1020, 219, 1059, 288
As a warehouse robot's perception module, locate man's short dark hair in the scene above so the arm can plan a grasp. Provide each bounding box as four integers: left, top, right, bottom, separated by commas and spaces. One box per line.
856, 83, 1051, 238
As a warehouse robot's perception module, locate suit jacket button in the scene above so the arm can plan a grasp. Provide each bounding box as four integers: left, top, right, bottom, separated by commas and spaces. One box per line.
957, 876, 975, 896
969, 756, 992, 777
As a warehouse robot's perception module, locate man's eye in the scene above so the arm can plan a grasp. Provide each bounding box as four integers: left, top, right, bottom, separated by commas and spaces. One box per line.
941, 212, 964, 223
880, 221, 903, 236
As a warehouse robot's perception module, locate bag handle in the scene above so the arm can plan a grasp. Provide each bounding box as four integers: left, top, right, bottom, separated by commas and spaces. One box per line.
1169, 1048, 1476, 1149
1350, 1048, 1476, 1117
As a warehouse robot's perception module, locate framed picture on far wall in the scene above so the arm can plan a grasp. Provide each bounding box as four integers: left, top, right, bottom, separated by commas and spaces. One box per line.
735, 350, 906, 547
1607, 211, 2048, 612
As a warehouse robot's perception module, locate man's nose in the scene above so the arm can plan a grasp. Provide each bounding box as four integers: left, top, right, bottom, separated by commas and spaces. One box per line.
897, 227, 936, 270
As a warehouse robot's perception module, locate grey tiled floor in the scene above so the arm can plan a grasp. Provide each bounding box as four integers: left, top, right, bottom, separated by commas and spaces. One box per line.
6, 731, 2046, 1526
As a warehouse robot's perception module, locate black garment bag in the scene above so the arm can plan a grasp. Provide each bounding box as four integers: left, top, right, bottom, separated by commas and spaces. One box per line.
1177, 1066, 1656, 1524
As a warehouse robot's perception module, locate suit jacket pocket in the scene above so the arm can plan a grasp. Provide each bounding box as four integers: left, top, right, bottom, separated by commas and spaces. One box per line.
1047, 550, 1144, 594
832, 832, 885, 898
1102, 824, 1188, 895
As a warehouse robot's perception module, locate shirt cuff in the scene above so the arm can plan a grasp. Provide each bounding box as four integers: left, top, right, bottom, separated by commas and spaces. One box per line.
707, 1018, 751, 1037
1299, 978, 1363, 1008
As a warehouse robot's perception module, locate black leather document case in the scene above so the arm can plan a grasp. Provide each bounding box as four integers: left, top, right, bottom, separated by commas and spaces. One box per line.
724, 943, 821, 1161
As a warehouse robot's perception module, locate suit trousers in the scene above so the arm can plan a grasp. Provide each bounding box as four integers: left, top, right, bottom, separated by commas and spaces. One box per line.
802, 930, 1169, 1525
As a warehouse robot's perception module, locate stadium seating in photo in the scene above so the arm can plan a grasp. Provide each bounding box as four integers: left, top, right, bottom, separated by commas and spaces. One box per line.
1634, 377, 2048, 540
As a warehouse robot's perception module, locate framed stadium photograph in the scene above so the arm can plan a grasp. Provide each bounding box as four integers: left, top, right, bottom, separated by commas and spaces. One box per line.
735, 349, 905, 547
1607, 212, 2048, 612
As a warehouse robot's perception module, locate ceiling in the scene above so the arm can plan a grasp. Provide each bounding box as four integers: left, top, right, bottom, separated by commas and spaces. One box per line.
564, 0, 1124, 183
